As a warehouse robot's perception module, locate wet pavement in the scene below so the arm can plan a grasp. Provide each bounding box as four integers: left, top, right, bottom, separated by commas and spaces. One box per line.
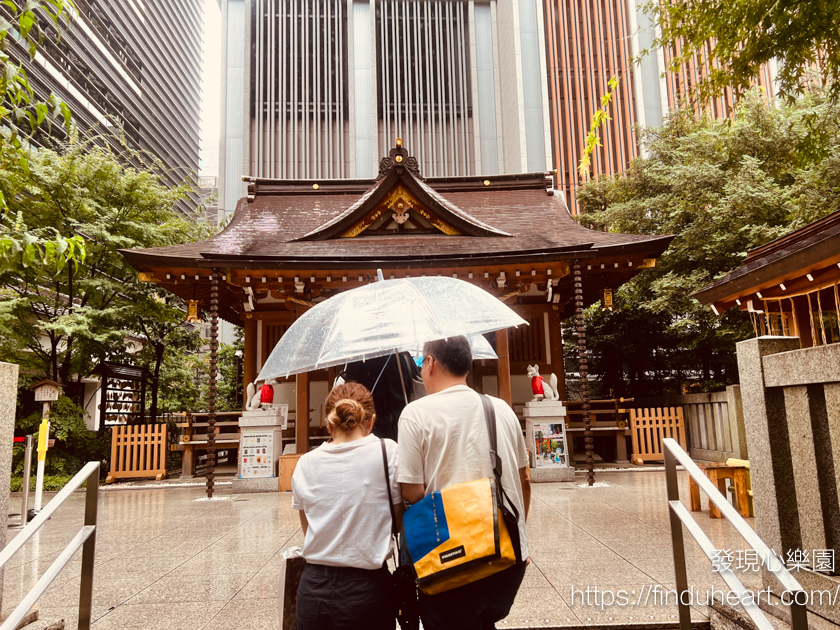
1, 471, 761, 629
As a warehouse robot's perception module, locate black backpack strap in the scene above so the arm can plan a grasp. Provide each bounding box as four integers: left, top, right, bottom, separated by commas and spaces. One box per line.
381, 438, 398, 537
480, 394, 502, 479
479, 394, 520, 523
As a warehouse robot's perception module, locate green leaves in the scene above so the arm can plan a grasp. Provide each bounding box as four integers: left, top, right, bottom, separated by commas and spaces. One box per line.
575, 86, 840, 394
579, 76, 619, 181
643, 0, 840, 105
0, 133, 208, 385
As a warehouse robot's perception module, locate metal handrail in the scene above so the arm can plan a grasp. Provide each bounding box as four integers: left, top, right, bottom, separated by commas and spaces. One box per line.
0, 461, 100, 630
663, 438, 808, 630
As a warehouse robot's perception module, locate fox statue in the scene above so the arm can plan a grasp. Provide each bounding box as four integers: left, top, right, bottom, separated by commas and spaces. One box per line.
246, 379, 277, 410
527, 364, 560, 402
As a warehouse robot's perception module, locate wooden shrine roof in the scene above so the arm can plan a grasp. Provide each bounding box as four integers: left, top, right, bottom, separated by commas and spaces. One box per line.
694, 210, 840, 310
123, 145, 671, 269
122, 144, 673, 322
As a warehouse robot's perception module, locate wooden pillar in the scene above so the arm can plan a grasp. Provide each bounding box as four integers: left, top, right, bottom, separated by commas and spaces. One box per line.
295, 371, 310, 455
549, 309, 566, 400
495, 329, 512, 406
792, 295, 814, 348
243, 318, 257, 395
573, 260, 595, 486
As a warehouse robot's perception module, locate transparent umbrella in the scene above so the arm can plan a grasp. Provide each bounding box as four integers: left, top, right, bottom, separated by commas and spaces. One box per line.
257, 275, 526, 380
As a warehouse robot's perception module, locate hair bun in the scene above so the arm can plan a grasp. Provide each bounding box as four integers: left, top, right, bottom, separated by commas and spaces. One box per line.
327, 397, 366, 432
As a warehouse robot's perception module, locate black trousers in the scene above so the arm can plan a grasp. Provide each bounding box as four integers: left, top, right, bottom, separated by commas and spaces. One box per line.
296, 562, 394, 630
419, 562, 527, 630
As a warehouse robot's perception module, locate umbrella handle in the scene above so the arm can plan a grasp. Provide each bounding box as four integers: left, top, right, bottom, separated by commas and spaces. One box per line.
394, 351, 410, 406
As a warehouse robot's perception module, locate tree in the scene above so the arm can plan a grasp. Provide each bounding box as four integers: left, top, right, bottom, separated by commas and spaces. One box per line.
645, 0, 840, 103
154, 332, 244, 416
0, 137, 211, 392
576, 86, 840, 394
0, 1, 81, 270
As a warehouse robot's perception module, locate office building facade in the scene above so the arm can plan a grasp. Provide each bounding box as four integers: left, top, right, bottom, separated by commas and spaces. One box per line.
543, 0, 778, 213
219, 0, 777, 218
218, 0, 554, 218
12, 0, 203, 213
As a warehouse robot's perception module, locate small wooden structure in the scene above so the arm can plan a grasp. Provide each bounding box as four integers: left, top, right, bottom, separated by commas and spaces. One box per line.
694, 209, 840, 348
172, 411, 242, 479
106, 424, 168, 483
628, 407, 686, 464
563, 398, 633, 463
92, 362, 151, 427
688, 461, 750, 519
31, 380, 61, 402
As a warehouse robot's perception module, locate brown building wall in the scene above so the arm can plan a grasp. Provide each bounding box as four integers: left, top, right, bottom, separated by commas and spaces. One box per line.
543, 0, 639, 215
543, 0, 777, 216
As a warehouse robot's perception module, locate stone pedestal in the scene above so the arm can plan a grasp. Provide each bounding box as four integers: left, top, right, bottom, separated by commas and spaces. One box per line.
0, 362, 19, 609
523, 401, 575, 482
232, 404, 288, 494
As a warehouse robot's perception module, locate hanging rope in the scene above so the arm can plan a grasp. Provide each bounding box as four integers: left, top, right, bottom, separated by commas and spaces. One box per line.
499, 290, 522, 303
816, 289, 827, 346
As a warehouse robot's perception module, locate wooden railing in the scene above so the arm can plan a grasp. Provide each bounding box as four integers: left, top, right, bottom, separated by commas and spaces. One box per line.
105, 424, 168, 483
629, 407, 686, 464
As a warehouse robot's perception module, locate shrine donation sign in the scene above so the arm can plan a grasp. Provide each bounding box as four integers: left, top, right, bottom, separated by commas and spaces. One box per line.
533, 423, 567, 467
240, 433, 274, 478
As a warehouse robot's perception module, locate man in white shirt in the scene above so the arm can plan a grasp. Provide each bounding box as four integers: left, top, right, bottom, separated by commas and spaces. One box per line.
399, 335, 531, 630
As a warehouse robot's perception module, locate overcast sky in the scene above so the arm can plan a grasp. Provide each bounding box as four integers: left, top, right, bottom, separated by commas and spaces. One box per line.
200, 0, 222, 176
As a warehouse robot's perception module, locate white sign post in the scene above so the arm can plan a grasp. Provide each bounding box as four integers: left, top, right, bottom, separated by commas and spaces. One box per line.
31, 380, 61, 512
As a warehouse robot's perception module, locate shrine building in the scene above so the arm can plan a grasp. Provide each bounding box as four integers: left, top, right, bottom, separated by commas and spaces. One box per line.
122, 142, 672, 454
695, 209, 840, 348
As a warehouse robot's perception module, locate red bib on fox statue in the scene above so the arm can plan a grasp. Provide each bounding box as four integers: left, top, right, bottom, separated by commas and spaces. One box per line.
259, 383, 275, 404
531, 375, 544, 397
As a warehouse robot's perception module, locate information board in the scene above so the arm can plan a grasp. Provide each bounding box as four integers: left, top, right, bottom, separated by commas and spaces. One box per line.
240, 432, 274, 478
533, 422, 568, 467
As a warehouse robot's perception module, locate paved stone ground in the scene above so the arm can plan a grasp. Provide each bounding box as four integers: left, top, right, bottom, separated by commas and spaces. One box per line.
2, 471, 763, 629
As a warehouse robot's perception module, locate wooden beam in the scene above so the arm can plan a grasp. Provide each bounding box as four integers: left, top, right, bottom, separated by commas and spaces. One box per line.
243, 318, 257, 399
496, 329, 512, 406
295, 372, 310, 454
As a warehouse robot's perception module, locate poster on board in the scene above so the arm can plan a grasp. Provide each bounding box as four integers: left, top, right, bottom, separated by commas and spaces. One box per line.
533, 423, 567, 467
240, 433, 274, 478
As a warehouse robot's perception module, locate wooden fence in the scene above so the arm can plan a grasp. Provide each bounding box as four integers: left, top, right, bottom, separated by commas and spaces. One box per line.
106, 424, 168, 483
629, 407, 687, 464
634, 386, 747, 462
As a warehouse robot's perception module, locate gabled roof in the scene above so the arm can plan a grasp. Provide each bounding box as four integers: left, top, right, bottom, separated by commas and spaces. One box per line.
123, 146, 672, 270
296, 144, 511, 240
694, 210, 840, 307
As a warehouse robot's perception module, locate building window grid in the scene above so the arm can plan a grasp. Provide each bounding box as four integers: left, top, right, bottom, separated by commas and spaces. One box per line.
375, 0, 474, 178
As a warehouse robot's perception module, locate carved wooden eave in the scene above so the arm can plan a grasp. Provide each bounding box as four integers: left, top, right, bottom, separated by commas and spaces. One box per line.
294, 143, 512, 241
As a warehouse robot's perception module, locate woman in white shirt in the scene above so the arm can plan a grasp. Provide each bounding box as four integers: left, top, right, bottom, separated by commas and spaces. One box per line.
291, 382, 404, 630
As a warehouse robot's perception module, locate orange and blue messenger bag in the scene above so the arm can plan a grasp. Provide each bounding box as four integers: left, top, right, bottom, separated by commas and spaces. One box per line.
402, 394, 523, 595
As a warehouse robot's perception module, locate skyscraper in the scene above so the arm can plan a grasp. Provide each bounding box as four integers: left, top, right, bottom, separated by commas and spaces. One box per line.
543, 0, 778, 213
218, 0, 554, 219
11, 0, 203, 213
218, 0, 777, 218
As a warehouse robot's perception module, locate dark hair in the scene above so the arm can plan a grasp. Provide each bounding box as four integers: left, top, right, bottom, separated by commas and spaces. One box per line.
324, 382, 376, 433
423, 336, 472, 377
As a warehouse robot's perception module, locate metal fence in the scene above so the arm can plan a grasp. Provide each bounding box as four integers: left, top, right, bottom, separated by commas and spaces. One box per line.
0, 461, 100, 630
663, 438, 807, 630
